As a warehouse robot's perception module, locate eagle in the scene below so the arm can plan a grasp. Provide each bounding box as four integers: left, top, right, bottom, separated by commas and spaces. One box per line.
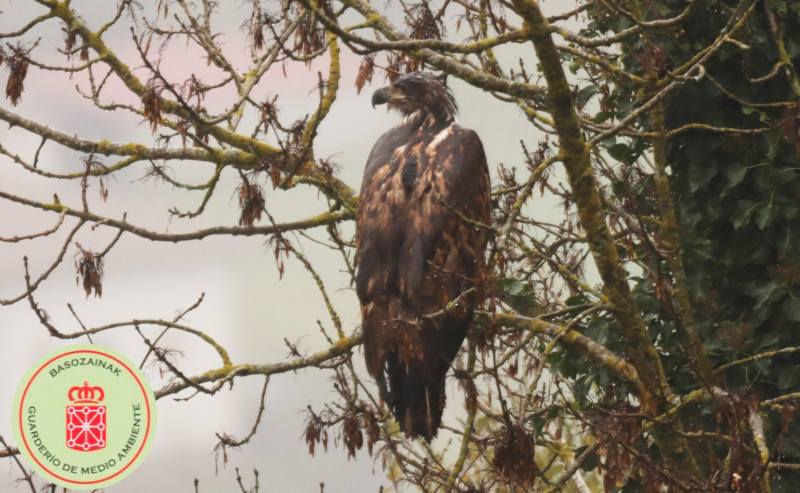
355, 72, 491, 440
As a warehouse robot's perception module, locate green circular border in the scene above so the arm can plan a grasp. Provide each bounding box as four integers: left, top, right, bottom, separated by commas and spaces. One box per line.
11, 344, 157, 489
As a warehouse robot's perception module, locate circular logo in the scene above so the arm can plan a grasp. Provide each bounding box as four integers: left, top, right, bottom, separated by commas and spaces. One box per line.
11, 344, 157, 489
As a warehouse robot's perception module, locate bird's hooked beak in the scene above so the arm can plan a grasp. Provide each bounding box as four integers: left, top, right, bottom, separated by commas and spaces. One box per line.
371, 87, 390, 108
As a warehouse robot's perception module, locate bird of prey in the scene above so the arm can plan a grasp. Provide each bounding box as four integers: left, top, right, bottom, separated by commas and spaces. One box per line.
355, 72, 491, 440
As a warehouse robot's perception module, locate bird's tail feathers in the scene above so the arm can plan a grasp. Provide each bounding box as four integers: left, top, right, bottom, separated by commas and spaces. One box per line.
385, 350, 444, 441
363, 302, 470, 441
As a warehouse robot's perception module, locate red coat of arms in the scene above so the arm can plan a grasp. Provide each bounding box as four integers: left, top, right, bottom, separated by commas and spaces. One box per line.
66, 381, 106, 451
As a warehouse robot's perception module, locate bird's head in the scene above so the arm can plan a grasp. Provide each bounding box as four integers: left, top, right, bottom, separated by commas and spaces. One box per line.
371, 72, 457, 122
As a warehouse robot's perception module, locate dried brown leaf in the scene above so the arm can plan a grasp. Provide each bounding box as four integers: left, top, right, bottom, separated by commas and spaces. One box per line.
304, 418, 322, 457
75, 249, 104, 298
355, 55, 375, 95
492, 426, 537, 487
142, 85, 162, 133
5, 44, 30, 106
237, 179, 265, 226
269, 166, 281, 190
361, 406, 380, 456
342, 412, 363, 460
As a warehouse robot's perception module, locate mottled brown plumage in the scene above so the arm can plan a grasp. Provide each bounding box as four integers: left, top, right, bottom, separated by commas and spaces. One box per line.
356, 72, 491, 440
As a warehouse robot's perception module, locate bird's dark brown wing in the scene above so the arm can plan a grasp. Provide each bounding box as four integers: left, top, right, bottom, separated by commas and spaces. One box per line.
356, 121, 491, 440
